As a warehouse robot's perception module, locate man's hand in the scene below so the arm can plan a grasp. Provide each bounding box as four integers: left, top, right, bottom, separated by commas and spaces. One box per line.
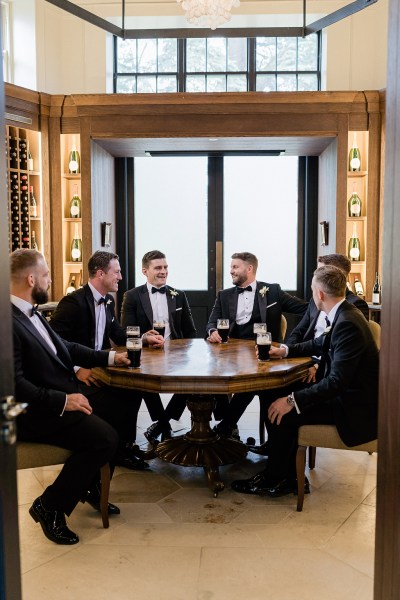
65, 393, 93, 414
304, 365, 318, 384
75, 367, 102, 387
114, 352, 131, 367
269, 346, 286, 359
208, 330, 222, 343
267, 396, 293, 425
143, 329, 164, 349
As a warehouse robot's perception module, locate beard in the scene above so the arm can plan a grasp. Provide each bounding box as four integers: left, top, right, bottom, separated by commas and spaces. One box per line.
32, 283, 49, 305
232, 273, 246, 287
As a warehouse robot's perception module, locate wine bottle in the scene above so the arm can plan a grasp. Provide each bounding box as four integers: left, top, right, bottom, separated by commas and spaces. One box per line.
28, 150, 34, 171
349, 135, 361, 172
354, 277, 364, 296
372, 272, 381, 304
66, 275, 77, 295
68, 137, 80, 174
71, 223, 82, 262
31, 230, 39, 251
348, 189, 362, 217
29, 186, 37, 218
348, 223, 361, 261
69, 184, 81, 218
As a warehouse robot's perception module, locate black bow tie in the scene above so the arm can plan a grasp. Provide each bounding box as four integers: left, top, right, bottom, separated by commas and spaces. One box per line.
97, 297, 107, 305
152, 287, 166, 294
237, 285, 253, 294
31, 305, 39, 317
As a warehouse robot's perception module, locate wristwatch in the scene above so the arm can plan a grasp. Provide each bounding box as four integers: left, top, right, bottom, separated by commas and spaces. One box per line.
287, 392, 295, 407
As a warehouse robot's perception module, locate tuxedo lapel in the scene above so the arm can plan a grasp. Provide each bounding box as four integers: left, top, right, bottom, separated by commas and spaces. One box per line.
228, 289, 238, 328
165, 286, 178, 338
84, 284, 96, 348
139, 285, 154, 328
256, 282, 267, 322
13, 309, 72, 370
103, 294, 115, 349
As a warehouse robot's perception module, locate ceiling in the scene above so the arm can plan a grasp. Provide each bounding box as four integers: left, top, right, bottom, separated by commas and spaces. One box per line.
93, 135, 335, 157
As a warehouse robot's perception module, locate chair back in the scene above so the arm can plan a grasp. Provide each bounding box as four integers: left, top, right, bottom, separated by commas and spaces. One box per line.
280, 315, 287, 340
368, 319, 381, 350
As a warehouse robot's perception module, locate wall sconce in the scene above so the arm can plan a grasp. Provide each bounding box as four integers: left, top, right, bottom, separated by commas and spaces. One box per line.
320, 221, 329, 246
101, 222, 112, 247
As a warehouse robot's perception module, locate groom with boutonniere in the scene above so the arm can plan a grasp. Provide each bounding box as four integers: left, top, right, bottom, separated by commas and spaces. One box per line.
205, 252, 308, 439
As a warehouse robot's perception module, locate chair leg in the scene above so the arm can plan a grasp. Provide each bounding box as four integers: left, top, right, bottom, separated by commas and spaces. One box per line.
308, 446, 316, 470
296, 445, 307, 512
99, 463, 110, 529
259, 397, 266, 444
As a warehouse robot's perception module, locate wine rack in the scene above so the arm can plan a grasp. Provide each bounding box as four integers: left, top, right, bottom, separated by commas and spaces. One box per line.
346, 131, 368, 295
61, 133, 82, 295
5, 126, 43, 254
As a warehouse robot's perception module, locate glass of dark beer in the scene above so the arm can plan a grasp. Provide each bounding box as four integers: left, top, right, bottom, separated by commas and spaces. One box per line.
253, 322, 267, 340
257, 332, 272, 362
217, 319, 229, 343
126, 325, 140, 338
126, 338, 142, 368
153, 320, 166, 338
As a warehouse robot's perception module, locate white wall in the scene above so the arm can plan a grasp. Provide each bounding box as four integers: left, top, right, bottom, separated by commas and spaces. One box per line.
12, 0, 389, 93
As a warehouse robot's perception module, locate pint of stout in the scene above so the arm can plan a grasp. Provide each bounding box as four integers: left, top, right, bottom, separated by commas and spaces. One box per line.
257, 332, 272, 362
217, 319, 229, 343
153, 320, 166, 338
253, 322, 267, 339
126, 338, 142, 368
126, 325, 140, 338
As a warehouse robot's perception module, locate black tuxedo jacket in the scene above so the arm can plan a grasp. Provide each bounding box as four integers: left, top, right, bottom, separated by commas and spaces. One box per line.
286, 289, 369, 346
288, 301, 379, 446
206, 281, 307, 342
50, 284, 126, 349
121, 284, 196, 339
12, 304, 109, 418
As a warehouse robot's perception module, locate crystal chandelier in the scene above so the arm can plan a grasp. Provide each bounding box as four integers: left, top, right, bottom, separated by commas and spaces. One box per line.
176, 0, 240, 30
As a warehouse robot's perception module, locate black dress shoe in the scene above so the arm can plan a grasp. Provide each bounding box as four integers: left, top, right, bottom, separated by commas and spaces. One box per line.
115, 453, 150, 471
83, 489, 121, 515
265, 477, 311, 498
144, 422, 162, 445
231, 472, 270, 495
29, 497, 79, 545
213, 423, 240, 440
247, 442, 269, 456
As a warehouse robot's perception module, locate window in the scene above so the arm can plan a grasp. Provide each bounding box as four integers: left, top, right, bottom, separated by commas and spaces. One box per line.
114, 33, 320, 93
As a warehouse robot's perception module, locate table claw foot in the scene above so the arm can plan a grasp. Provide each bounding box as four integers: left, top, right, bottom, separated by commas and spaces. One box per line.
203, 466, 225, 497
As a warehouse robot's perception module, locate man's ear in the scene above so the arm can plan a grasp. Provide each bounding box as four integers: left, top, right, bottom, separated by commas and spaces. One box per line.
27, 273, 35, 288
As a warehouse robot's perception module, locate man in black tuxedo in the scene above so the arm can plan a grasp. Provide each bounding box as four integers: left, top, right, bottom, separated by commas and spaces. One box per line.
11, 249, 135, 545
121, 250, 197, 443
249, 252, 370, 455
50, 250, 162, 470
206, 252, 307, 436
231, 265, 379, 497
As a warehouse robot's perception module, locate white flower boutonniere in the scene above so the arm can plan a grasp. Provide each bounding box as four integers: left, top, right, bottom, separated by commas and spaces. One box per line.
106, 299, 112, 306
170, 289, 179, 298
323, 325, 332, 335
259, 286, 269, 298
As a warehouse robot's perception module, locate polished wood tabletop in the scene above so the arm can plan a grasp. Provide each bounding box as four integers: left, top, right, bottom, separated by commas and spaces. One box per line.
92, 338, 312, 395
93, 338, 312, 497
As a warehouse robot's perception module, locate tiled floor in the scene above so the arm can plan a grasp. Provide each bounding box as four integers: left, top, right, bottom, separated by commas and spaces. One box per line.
18, 397, 377, 600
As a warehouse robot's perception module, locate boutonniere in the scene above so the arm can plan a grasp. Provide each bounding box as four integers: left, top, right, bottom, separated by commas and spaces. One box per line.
259, 286, 269, 298
106, 299, 112, 306
323, 325, 332, 335
170, 289, 179, 298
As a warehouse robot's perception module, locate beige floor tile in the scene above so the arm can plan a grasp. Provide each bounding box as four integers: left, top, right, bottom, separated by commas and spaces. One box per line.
22, 545, 201, 600
197, 547, 373, 600
158, 487, 249, 523
17, 469, 45, 505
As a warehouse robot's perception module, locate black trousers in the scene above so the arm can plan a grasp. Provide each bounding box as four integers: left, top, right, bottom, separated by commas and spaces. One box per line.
18, 410, 118, 516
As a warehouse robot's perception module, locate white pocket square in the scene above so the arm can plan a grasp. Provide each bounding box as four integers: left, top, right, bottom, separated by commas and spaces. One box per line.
176, 307, 182, 311
266, 302, 277, 309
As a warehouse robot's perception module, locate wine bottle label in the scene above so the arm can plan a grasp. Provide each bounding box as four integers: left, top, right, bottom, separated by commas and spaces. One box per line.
71, 248, 81, 260
350, 157, 361, 170
372, 293, 380, 304
351, 205, 361, 216
70, 205, 80, 217
349, 247, 360, 260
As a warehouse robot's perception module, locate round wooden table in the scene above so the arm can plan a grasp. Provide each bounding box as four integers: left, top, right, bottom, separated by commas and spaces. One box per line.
92, 338, 312, 496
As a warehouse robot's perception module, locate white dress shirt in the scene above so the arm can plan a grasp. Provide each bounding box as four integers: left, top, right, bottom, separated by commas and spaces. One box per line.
147, 282, 171, 340
236, 281, 257, 324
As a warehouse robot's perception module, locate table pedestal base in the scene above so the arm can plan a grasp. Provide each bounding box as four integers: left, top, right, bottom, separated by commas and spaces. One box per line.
146, 396, 247, 497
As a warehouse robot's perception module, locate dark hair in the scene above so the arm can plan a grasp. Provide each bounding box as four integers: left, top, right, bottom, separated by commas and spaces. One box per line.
142, 250, 166, 269
318, 253, 351, 276
88, 251, 119, 278
231, 252, 258, 272
313, 265, 346, 297
10, 249, 42, 281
